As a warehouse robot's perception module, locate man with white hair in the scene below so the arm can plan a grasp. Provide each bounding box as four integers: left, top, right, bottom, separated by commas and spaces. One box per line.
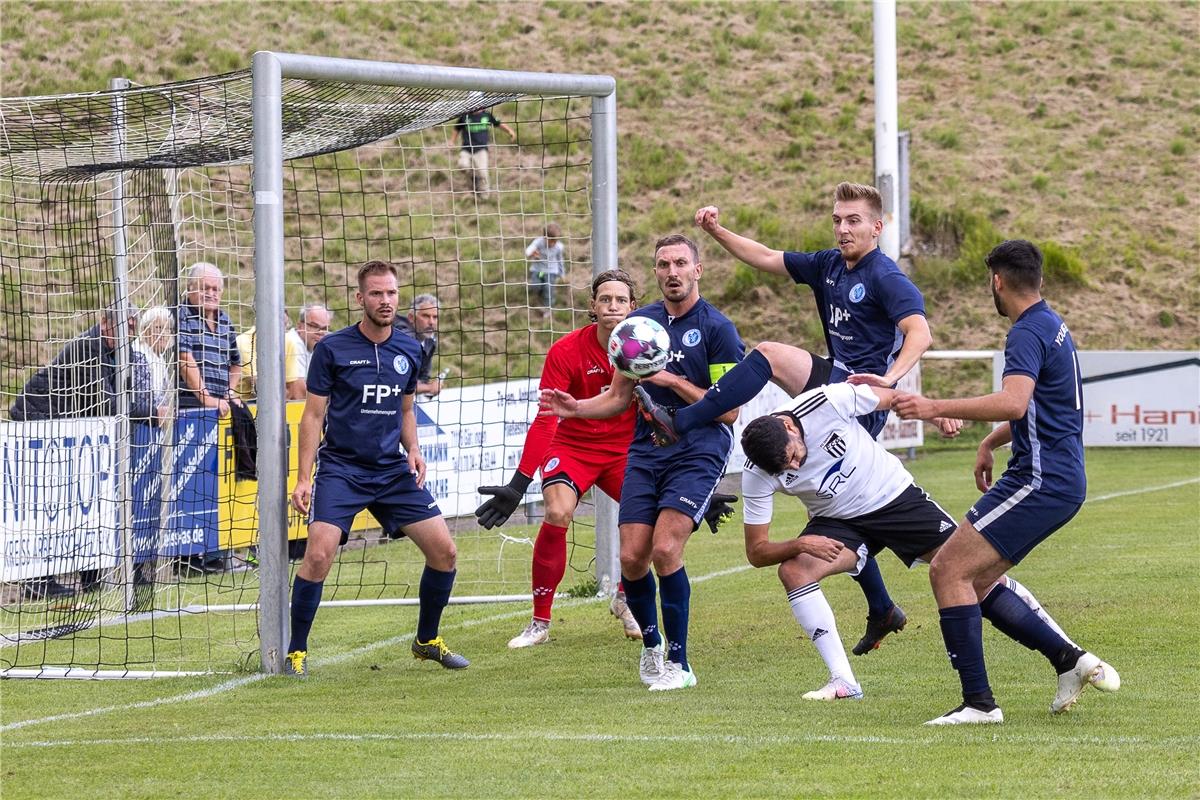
176, 261, 242, 574
177, 261, 241, 416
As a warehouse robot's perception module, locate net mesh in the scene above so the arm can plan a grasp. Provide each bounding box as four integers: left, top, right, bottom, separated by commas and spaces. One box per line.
1, 69, 606, 676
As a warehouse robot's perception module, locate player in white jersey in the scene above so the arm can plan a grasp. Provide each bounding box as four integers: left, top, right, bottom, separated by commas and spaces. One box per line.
740, 379, 1106, 712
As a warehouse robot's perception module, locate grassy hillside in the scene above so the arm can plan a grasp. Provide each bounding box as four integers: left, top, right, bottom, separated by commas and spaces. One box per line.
4, 0, 1198, 353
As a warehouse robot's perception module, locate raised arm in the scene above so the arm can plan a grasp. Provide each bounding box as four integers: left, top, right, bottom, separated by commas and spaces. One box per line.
694, 205, 787, 276
894, 374, 1035, 423
540, 371, 635, 419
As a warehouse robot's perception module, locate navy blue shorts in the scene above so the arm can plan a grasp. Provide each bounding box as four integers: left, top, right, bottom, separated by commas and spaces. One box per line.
966, 474, 1082, 564
310, 464, 441, 536
618, 447, 728, 531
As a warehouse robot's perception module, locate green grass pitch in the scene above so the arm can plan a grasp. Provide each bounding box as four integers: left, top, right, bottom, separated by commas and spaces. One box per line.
3, 447, 1198, 799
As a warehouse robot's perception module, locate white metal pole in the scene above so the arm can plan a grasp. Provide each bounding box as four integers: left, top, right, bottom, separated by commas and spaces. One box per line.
252, 52, 290, 674
108, 77, 136, 613
873, 0, 900, 261
591, 90, 621, 596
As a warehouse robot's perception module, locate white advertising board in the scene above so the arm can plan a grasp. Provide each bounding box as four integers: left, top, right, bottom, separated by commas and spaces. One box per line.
0, 417, 121, 581
991, 351, 1200, 447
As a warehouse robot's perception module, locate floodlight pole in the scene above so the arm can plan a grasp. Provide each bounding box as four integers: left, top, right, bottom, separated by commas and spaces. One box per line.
873, 0, 900, 261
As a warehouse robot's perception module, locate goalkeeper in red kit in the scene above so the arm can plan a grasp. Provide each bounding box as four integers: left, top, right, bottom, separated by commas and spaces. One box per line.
474, 269, 737, 648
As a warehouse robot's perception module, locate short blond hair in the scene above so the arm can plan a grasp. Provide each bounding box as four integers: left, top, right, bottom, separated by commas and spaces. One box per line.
834, 182, 882, 219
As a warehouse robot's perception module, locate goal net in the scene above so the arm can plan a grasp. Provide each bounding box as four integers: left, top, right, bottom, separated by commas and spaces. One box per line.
0, 58, 618, 677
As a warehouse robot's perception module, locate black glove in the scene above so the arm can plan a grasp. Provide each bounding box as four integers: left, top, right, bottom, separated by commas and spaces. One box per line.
474, 472, 533, 529
704, 492, 738, 534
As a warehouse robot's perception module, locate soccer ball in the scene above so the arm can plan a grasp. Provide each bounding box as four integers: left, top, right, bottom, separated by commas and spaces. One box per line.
607, 317, 671, 379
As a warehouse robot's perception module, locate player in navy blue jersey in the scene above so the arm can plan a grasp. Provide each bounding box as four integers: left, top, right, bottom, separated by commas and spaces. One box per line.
894, 240, 1119, 724
283, 260, 468, 677
665, 183, 959, 655
540, 235, 744, 691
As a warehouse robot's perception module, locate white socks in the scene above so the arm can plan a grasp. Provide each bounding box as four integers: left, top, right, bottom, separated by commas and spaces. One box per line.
787, 582, 856, 684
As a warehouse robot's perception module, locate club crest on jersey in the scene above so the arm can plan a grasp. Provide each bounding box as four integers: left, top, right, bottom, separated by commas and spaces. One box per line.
849, 283, 866, 303
393, 355, 410, 375
682, 329, 702, 347
820, 432, 847, 458
545, 457, 560, 472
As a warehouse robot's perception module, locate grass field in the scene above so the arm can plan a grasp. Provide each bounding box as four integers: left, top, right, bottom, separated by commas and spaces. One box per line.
3, 447, 1199, 799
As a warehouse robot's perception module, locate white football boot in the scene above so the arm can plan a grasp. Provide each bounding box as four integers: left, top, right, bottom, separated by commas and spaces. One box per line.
507, 619, 550, 649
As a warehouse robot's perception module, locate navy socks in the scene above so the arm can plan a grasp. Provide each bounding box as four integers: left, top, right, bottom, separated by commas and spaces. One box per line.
658, 566, 692, 670
288, 575, 324, 653
851, 557, 894, 618
981, 584, 1083, 674
938, 604, 996, 709
622, 570, 661, 648
417, 565, 457, 643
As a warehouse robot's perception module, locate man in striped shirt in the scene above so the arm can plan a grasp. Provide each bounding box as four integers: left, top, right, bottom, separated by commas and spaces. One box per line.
177, 261, 242, 416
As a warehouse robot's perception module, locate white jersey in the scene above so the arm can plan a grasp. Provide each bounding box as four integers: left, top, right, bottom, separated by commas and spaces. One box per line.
742, 383, 914, 524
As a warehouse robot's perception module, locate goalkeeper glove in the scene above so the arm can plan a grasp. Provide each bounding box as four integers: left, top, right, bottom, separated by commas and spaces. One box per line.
474, 472, 533, 529
703, 493, 738, 534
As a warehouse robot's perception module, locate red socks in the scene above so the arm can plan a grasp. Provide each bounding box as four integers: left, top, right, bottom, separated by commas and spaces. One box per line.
531, 523, 568, 621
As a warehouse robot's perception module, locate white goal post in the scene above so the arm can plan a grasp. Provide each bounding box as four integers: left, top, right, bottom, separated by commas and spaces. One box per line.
249, 53, 619, 674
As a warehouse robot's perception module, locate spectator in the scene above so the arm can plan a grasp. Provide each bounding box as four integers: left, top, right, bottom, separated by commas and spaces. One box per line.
10, 304, 157, 600
454, 106, 516, 201
526, 223, 565, 317
284, 303, 332, 399
393, 294, 442, 396
234, 313, 304, 402
176, 261, 242, 574
132, 305, 174, 408
177, 262, 242, 416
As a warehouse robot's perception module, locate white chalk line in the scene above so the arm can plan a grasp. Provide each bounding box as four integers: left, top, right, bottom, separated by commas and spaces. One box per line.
7, 728, 1194, 751
2, 565, 759, 735
1087, 477, 1199, 504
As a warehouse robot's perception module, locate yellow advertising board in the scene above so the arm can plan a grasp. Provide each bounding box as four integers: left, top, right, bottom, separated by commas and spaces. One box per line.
217, 402, 379, 549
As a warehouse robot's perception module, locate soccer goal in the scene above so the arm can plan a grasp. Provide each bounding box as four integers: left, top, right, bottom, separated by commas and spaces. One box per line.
0, 55, 619, 678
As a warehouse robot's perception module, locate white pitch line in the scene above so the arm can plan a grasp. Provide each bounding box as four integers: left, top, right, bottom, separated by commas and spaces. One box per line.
3, 565, 755, 734
7, 729, 1192, 751
1087, 477, 1199, 504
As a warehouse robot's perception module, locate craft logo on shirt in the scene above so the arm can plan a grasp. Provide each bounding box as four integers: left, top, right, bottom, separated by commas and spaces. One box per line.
393, 355, 410, 375
586, 363, 604, 375
545, 457, 561, 472
849, 283, 866, 303
682, 329, 702, 347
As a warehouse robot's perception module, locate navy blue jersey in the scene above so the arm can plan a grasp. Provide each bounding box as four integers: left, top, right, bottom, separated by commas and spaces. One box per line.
629, 298, 744, 457
306, 323, 423, 471
783, 248, 925, 378
1001, 300, 1086, 500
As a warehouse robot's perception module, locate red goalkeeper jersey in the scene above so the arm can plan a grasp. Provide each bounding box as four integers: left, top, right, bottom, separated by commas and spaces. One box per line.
518, 323, 635, 477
